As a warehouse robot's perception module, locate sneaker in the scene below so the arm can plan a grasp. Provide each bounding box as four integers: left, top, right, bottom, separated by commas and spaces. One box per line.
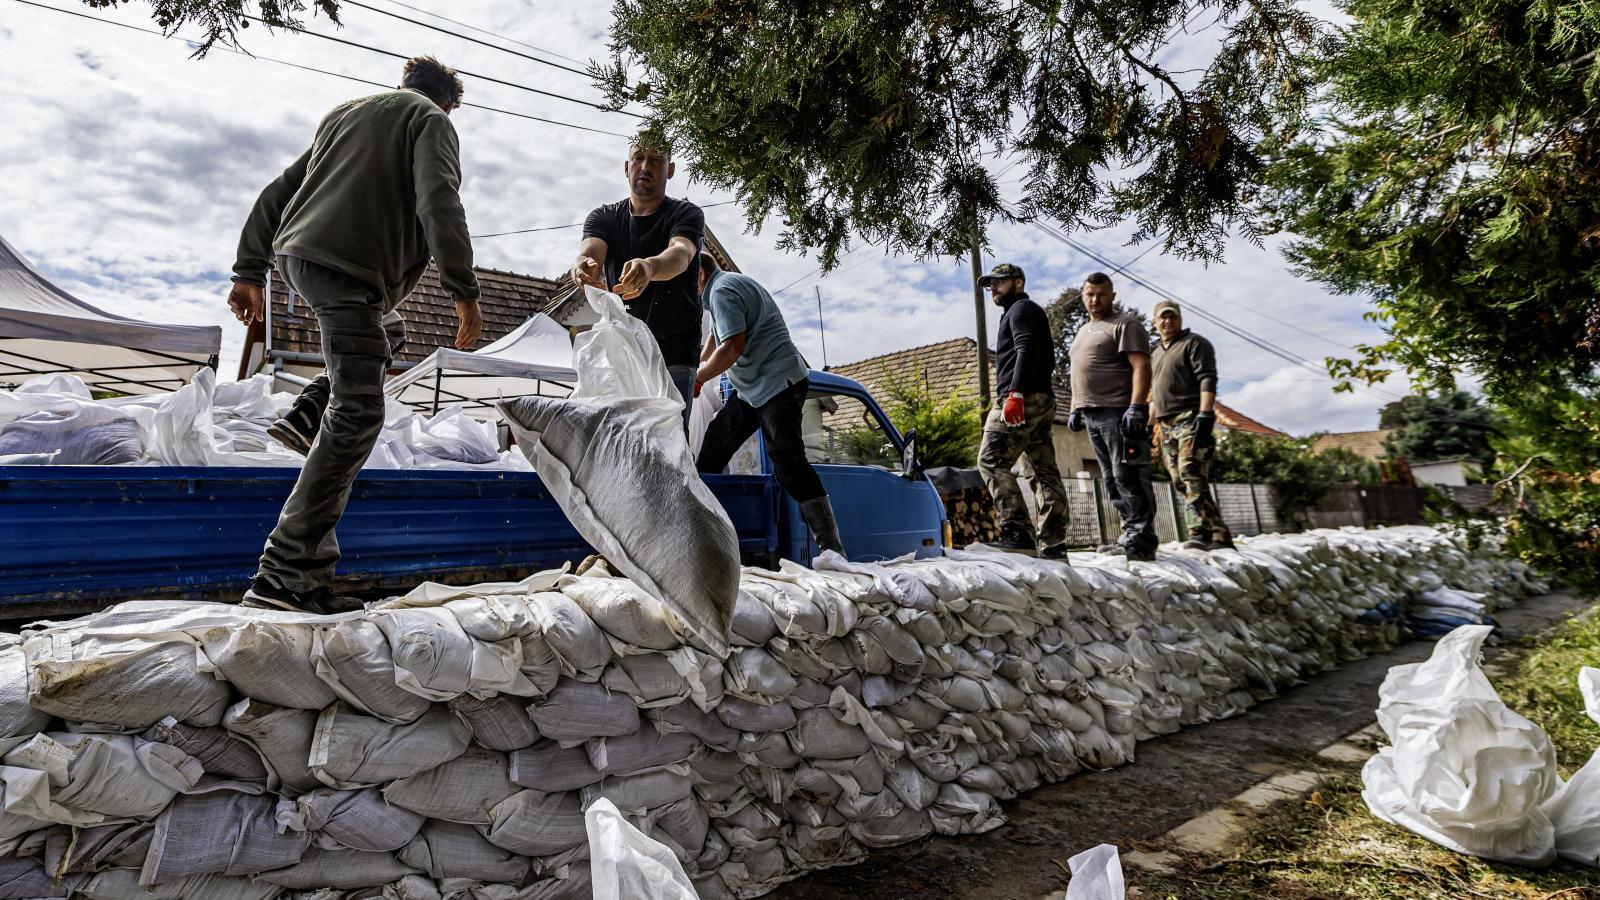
241, 578, 341, 614
1040, 542, 1071, 560
267, 406, 320, 456
1182, 530, 1213, 551
982, 526, 1037, 555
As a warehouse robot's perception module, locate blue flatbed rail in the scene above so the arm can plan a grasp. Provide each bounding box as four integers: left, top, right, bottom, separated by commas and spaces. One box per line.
0, 371, 948, 616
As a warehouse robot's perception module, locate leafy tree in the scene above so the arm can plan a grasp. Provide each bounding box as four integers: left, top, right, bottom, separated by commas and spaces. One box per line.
598, 0, 1326, 268
871, 373, 983, 470
1378, 391, 1498, 471
1256, 0, 1600, 400
1209, 432, 1338, 523
1488, 384, 1600, 591
81, 0, 339, 54
1313, 446, 1381, 485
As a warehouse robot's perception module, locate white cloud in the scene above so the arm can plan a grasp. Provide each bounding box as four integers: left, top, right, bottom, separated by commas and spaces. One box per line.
2, 0, 1406, 434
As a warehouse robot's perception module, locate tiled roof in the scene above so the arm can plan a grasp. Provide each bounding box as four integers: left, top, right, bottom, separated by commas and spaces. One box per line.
260, 261, 562, 367
829, 337, 1283, 433
1311, 429, 1394, 461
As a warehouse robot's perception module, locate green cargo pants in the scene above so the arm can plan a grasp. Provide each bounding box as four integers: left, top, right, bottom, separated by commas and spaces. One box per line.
1158, 409, 1233, 543
255, 256, 397, 593
977, 392, 1071, 547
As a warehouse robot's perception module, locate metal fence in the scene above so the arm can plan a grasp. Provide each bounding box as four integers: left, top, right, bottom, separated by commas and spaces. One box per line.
1011, 475, 1433, 548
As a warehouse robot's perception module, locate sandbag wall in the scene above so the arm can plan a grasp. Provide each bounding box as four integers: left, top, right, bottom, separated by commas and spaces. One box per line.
0, 527, 1548, 900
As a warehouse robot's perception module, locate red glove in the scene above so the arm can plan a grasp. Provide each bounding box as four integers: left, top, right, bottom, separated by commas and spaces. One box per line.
1002, 392, 1025, 426
692, 379, 703, 399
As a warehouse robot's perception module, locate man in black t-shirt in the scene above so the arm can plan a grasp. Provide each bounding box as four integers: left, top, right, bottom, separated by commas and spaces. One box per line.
573, 132, 705, 428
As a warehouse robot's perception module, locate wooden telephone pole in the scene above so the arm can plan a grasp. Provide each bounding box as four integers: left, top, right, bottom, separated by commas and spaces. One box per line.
970, 235, 990, 411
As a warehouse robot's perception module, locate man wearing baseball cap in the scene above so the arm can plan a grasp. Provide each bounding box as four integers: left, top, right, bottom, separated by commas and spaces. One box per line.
1148, 300, 1234, 550
974, 263, 1071, 557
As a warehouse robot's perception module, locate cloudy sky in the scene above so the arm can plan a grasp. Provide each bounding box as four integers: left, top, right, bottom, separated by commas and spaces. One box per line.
1, 0, 1418, 434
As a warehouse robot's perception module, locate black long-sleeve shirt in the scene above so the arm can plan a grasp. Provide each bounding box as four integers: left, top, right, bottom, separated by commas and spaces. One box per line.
995, 293, 1056, 399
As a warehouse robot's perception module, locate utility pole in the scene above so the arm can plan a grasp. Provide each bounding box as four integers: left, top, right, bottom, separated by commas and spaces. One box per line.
970, 234, 991, 411
814, 285, 829, 369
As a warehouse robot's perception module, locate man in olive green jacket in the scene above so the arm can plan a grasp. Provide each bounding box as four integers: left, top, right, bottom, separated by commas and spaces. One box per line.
225, 56, 482, 613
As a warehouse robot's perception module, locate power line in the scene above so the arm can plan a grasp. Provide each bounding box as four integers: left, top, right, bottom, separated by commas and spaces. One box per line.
373, 0, 586, 66
471, 199, 738, 239
1020, 214, 1408, 404
342, 0, 592, 79
8, 0, 630, 138
237, 11, 646, 118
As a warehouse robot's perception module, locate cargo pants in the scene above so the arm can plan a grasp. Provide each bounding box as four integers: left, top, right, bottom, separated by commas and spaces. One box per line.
977, 392, 1070, 548
1158, 409, 1233, 543
255, 256, 400, 593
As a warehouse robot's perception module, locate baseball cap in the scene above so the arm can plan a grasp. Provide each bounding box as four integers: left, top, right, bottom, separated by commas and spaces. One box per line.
1154, 299, 1182, 317
977, 262, 1026, 287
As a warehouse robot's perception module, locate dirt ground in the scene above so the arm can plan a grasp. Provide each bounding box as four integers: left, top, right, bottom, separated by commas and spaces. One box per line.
770, 590, 1598, 900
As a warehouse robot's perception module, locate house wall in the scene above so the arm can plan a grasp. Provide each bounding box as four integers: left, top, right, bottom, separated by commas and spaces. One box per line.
1050, 425, 1100, 478
1411, 460, 1469, 487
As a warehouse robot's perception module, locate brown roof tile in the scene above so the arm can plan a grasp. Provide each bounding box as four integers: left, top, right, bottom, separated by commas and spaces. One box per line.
1311, 429, 1394, 461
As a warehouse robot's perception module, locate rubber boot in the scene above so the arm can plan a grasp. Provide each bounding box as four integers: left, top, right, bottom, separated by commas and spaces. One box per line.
799, 496, 846, 557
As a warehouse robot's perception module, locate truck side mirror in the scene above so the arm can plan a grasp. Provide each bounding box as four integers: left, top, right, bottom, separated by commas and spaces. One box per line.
900, 428, 920, 479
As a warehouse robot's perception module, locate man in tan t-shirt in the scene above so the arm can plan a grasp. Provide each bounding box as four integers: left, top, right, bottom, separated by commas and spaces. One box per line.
1065, 272, 1157, 560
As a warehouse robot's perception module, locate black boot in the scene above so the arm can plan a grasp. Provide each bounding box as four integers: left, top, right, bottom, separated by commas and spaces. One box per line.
799, 496, 846, 557
984, 525, 1038, 555
1182, 528, 1213, 551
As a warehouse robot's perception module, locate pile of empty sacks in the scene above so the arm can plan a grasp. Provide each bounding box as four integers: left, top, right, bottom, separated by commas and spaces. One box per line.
0, 526, 1548, 899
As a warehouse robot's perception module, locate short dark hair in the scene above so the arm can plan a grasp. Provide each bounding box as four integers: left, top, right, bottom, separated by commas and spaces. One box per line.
401, 56, 464, 109
698, 251, 719, 279
1084, 271, 1114, 290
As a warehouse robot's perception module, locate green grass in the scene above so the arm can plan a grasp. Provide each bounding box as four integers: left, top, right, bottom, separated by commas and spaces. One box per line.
1134, 609, 1600, 900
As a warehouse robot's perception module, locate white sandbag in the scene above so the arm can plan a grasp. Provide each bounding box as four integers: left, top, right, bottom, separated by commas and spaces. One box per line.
254, 846, 420, 890
220, 700, 322, 795
144, 718, 270, 784
399, 819, 531, 883
716, 697, 797, 733
198, 622, 337, 710
484, 789, 588, 856
583, 770, 694, 816
375, 606, 533, 700
382, 746, 516, 825
1066, 843, 1125, 900
78, 868, 277, 900
142, 790, 310, 884
499, 375, 738, 657
0, 643, 49, 739
450, 694, 543, 751
1362, 625, 1559, 866
33, 820, 151, 875
587, 796, 698, 900
277, 787, 423, 852
0, 403, 143, 465
24, 631, 232, 728
602, 654, 692, 708
561, 576, 687, 651
588, 728, 699, 777
309, 704, 471, 788
510, 740, 604, 792
408, 405, 500, 464
650, 703, 741, 753
310, 621, 433, 724
1, 732, 200, 825
527, 681, 640, 742
526, 592, 613, 675
1542, 667, 1600, 867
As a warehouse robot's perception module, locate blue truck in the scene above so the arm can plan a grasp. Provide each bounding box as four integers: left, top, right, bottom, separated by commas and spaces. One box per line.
0, 371, 949, 616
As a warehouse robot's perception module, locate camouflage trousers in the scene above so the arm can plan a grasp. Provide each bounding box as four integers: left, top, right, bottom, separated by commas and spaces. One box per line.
977, 392, 1070, 547
1159, 410, 1233, 542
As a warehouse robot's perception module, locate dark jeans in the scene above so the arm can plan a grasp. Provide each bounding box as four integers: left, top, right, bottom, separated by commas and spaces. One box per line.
696, 378, 827, 504
257, 256, 395, 592
667, 364, 695, 434
1085, 407, 1158, 553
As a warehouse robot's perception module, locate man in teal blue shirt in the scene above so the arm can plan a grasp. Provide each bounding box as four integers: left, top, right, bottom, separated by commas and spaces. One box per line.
692, 253, 844, 556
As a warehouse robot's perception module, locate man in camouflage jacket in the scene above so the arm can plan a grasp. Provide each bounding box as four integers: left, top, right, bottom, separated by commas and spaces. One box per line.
1148, 300, 1234, 550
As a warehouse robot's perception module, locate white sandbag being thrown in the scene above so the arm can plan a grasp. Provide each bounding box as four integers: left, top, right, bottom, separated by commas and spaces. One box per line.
0, 525, 1551, 899
499, 286, 739, 657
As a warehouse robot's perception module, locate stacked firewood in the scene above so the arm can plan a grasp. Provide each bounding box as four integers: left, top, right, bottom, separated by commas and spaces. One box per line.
940, 485, 1003, 546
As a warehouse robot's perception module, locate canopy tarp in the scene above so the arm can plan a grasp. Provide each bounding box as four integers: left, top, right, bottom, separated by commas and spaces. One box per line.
385, 313, 576, 419
0, 233, 222, 394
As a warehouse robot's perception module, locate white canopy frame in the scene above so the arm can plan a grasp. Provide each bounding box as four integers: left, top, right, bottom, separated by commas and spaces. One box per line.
384, 313, 578, 420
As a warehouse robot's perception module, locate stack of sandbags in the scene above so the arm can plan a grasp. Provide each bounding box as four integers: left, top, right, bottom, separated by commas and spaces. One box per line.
0, 527, 1545, 899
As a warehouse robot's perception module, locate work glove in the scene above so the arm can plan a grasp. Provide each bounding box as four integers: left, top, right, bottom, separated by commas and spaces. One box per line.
1120, 403, 1149, 440
1002, 392, 1025, 426
1194, 410, 1216, 442
1066, 409, 1085, 432
692, 379, 703, 399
